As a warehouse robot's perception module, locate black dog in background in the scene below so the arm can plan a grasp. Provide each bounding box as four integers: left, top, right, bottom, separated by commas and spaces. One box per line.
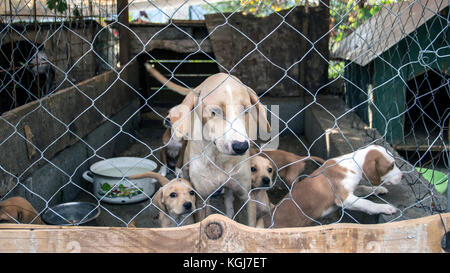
0, 42, 55, 113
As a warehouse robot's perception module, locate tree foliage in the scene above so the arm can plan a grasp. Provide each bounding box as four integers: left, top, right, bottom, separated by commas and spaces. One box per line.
46, 0, 68, 13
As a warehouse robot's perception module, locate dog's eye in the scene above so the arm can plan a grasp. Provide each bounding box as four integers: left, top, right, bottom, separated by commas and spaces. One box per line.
189, 190, 195, 195
268, 168, 272, 173
210, 108, 221, 117
169, 192, 177, 198
251, 167, 257, 172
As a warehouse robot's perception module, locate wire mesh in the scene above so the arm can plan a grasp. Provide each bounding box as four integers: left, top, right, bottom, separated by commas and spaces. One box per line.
0, 0, 448, 230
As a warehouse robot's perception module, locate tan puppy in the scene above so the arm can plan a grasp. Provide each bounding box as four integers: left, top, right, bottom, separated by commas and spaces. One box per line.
146, 64, 271, 227
129, 171, 196, 227
272, 145, 403, 228
251, 148, 325, 188
250, 156, 275, 228
0, 196, 45, 225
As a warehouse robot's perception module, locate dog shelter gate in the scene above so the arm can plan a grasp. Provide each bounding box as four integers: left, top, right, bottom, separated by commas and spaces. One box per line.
0, 0, 449, 252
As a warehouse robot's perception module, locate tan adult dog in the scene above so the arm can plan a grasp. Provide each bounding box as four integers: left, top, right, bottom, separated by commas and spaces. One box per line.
0, 196, 45, 225
250, 155, 275, 228
271, 145, 403, 228
145, 64, 271, 227
251, 148, 325, 188
129, 171, 196, 227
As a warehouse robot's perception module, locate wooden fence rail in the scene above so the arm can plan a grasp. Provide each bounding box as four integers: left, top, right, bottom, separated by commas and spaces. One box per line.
0, 213, 449, 253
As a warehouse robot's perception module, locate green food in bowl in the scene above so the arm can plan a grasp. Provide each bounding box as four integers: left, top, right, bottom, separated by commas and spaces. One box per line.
416, 167, 448, 194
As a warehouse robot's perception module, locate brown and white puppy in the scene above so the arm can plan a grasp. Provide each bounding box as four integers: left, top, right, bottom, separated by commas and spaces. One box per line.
272, 145, 403, 228
0, 196, 45, 225
250, 148, 325, 188
250, 155, 275, 228
129, 171, 196, 227
146, 64, 271, 227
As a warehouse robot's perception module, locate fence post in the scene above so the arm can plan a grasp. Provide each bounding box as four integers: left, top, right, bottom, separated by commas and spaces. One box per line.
117, 0, 129, 69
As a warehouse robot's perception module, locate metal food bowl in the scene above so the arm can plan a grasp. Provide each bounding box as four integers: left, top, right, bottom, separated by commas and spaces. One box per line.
42, 202, 100, 226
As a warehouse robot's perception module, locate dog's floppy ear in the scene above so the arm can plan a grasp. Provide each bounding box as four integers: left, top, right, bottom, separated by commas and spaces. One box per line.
247, 87, 271, 133
152, 188, 164, 211
362, 156, 381, 186
169, 91, 197, 139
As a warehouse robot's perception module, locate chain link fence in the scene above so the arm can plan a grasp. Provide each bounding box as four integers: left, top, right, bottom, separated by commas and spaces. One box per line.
0, 0, 448, 230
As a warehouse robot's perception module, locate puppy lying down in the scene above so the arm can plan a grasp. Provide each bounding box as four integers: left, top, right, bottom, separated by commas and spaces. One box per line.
271, 145, 403, 228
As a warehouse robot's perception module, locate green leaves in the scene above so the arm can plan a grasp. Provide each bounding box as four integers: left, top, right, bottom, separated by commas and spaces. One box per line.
46, 0, 68, 13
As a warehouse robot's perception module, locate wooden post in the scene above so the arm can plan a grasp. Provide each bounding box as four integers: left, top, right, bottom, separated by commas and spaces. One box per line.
117, 0, 129, 69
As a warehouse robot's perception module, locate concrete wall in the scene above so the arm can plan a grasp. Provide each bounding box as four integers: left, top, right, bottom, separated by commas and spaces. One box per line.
0, 61, 141, 212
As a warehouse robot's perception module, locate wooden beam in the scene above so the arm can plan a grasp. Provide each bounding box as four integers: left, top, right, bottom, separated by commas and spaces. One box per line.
394, 144, 449, 152
128, 20, 206, 27
0, 61, 139, 184
1, 213, 449, 253
117, 0, 130, 68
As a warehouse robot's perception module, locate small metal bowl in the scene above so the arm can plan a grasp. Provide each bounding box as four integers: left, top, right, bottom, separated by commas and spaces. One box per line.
42, 202, 100, 226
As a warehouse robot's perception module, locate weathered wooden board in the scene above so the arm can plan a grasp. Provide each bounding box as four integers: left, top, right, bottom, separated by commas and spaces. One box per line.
0, 213, 448, 253
129, 22, 212, 55
204, 5, 330, 96
0, 223, 200, 253
0, 61, 139, 195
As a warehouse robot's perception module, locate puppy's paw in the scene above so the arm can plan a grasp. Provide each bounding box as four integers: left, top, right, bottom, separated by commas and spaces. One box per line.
378, 204, 397, 215
374, 186, 389, 195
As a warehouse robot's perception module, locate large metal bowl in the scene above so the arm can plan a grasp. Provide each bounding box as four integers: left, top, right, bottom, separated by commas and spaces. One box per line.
42, 202, 100, 226
82, 157, 158, 204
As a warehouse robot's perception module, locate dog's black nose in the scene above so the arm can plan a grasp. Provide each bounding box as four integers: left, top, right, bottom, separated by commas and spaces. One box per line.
262, 177, 271, 186
183, 202, 192, 210
232, 141, 249, 155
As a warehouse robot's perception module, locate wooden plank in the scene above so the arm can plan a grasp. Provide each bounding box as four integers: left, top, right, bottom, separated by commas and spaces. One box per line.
394, 144, 449, 152
129, 20, 206, 27
199, 214, 450, 253
130, 39, 213, 55
1, 213, 449, 253
117, 0, 130, 67
204, 5, 329, 96
0, 61, 139, 184
0, 224, 200, 253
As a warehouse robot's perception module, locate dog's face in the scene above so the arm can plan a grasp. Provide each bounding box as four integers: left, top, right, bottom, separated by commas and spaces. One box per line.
250, 156, 274, 188
168, 74, 270, 156
157, 178, 196, 216
362, 146, 402, 186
